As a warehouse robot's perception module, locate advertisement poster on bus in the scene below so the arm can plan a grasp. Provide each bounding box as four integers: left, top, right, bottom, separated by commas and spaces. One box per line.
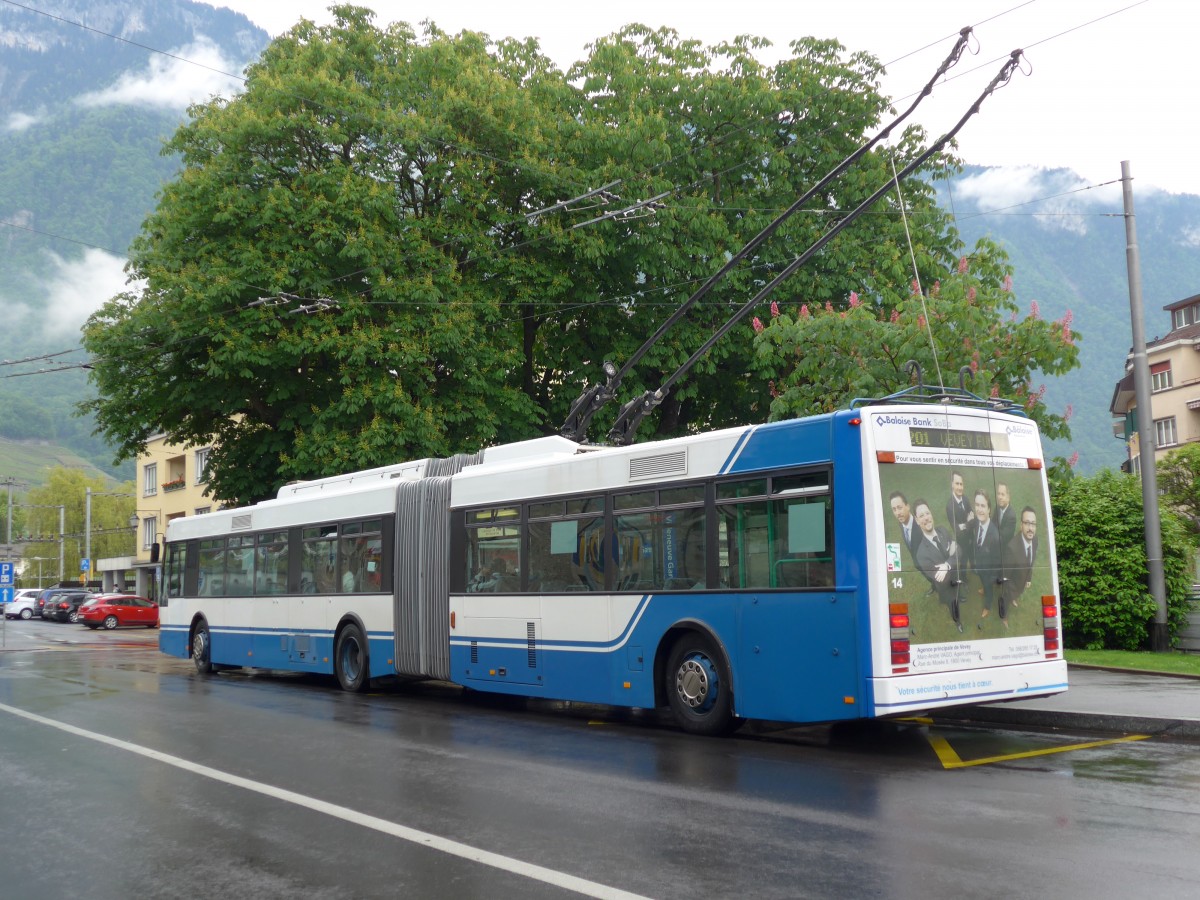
870, 410, 1051, 673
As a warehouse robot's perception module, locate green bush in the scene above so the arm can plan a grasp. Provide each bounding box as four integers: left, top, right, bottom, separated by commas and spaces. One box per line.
1051, 469, 1193, 650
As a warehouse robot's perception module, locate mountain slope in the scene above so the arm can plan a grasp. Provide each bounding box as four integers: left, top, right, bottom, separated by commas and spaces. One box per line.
0, 0, 268, 480
939, 166, 1200, 472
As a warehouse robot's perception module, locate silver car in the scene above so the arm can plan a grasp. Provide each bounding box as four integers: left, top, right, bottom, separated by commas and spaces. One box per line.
4, 589, 43, 620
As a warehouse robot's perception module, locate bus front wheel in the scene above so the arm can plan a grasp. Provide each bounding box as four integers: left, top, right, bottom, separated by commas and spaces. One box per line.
665, 633, 738, 736
192, 622, 213, 675
335, 623, 370, 693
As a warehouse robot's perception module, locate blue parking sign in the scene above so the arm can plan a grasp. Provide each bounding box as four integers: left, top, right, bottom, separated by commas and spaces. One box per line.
0, 562, 13, 585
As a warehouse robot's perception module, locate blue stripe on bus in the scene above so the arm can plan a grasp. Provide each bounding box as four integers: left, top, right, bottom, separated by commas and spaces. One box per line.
718, 427, 755, 474
449, 595, 652, 654
158, 624, 393, 680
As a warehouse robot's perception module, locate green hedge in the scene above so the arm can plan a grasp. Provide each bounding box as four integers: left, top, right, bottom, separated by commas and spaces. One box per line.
1051, 469, 1193, 650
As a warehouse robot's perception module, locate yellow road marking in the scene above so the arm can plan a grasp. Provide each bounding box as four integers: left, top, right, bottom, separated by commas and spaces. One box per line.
927, 732, 1150, 769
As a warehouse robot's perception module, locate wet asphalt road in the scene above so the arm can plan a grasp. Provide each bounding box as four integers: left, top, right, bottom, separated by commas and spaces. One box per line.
2, 617, 1199, 899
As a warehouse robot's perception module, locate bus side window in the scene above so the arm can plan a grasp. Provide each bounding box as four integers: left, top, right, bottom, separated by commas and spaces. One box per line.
770, 485, 833, 588
465, 507, 520, 592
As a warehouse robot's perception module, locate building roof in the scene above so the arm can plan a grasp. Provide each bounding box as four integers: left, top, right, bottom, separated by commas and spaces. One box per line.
1164, 293, 1200, 313
1151, 320, 1200, 347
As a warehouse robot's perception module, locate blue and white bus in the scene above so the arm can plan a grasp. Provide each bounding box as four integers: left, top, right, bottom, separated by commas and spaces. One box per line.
159, 398, 1066, 734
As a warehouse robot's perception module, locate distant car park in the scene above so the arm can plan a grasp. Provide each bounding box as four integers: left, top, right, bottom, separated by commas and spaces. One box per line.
78, 595, 159, 630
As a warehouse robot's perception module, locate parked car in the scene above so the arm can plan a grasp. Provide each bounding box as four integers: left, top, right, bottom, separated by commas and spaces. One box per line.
3, 589, 43, 620
43, 590, 95, 623
79, 594, 159, 629
36, 588, 59, 618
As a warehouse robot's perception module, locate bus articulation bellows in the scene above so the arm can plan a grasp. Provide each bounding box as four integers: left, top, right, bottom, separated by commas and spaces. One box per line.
159, 399, 1066, 735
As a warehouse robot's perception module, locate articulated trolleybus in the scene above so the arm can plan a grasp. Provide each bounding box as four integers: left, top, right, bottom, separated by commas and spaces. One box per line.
160, 395, 1066, 735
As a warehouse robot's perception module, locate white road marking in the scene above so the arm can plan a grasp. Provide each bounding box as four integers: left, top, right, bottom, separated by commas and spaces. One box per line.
0, 701, 650, 900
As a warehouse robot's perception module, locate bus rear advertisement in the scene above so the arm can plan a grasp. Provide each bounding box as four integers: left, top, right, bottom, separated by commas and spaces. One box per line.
158, 398, 1065, 736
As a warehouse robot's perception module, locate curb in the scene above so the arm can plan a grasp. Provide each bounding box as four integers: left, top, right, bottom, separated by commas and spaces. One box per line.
937, 704, 1200, 739
1065, 662, 1200, 681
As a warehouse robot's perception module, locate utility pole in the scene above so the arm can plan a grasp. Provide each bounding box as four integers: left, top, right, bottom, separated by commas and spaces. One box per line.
1122, 160, 1170, 651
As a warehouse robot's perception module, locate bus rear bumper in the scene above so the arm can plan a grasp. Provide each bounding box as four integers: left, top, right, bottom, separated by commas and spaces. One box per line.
870, 658, 1068, 716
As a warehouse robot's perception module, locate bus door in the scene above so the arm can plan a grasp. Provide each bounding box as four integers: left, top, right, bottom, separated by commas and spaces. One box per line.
723, 471, 861, 722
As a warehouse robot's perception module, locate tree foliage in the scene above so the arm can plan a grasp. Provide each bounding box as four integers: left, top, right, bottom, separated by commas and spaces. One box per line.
752, 238, 1080, 438
1051, 469, 1192, 650
18, 468, 137, 583
1157, 443, 1200, 534
81, 6, 1023, 504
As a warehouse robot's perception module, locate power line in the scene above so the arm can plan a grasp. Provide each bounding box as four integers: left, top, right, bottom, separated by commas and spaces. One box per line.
0, 2, 1145, 384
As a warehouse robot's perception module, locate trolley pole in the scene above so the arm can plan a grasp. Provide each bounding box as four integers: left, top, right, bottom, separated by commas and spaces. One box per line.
1122, 160, 1170, 651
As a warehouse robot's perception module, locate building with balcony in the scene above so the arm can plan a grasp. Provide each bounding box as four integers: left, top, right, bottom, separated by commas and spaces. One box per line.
104, 435, 222, 597
1111, 292, 1200, 474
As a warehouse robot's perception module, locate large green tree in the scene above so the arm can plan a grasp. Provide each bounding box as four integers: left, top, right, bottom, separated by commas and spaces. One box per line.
81, 6, 976, 505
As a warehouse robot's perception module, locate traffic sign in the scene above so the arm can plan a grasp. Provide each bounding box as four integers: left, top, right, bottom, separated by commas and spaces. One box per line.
0, 562, 13, 585
1, 586, 12, 604
81, 558, 90, 572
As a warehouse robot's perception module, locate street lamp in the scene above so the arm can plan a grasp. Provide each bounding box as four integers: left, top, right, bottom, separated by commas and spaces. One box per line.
27, 556, 52, 589
130, 510, 162, 551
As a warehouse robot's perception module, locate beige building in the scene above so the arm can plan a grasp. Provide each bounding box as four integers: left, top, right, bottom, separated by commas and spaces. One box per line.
1111, 293, 1200, 474
99, 435, 221, 597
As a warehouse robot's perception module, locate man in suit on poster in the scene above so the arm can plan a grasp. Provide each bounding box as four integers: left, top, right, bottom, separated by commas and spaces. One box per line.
889, 490, 921, 557
945, 470, 972, 535
994, 482, 1016, 546
968, 489, 1004, 626
912, 499, 964, 633
1002, 506, 1040, 614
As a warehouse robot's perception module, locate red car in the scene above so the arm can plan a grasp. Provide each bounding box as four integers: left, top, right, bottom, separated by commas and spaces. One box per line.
78, 594, 159, 630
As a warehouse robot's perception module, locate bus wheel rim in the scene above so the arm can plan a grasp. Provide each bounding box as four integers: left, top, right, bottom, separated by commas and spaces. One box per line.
676, 653, 718, 713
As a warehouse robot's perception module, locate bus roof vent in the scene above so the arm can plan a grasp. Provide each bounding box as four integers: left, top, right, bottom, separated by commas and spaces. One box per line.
231, 514, 253, 531
629, 449, 687, 481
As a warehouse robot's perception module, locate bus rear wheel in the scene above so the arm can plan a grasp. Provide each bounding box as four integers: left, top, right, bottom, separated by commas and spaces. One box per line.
665, 633, 738, 736
192, 621, 213, 674
335, 623, 370, 693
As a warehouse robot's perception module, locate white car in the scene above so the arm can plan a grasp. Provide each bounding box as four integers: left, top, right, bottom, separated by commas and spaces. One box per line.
3, 588, 43, 620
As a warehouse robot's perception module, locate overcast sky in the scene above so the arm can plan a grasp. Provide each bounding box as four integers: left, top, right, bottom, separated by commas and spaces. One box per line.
208, 0, 1186, 196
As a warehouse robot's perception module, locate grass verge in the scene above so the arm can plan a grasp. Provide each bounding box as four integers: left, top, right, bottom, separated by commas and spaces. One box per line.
1065, 649, 1200, 677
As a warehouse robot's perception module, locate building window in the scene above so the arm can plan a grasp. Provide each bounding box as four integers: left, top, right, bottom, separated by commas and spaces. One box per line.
195, 448, 211, 484
195, 507, 211, 516
143, 463, 157, 497
1155, 417, 1178, 448
1173, 305, 1198, 330
142, 516, 158, 550
1151, 361, 1173, 392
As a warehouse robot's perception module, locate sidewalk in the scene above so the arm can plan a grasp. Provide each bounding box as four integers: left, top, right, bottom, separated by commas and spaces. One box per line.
941, 664, 1200, 738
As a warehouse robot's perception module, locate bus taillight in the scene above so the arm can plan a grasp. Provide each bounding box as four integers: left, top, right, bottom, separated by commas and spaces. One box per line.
890, 603, 910, 668
1042, 596, 1060, 656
